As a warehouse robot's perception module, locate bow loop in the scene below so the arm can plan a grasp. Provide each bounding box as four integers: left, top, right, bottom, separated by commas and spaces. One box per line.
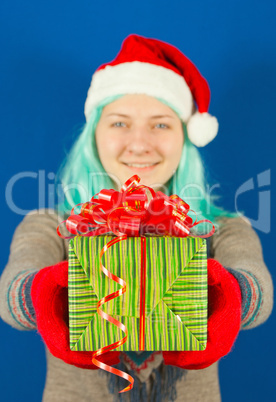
57, 175, 215, 239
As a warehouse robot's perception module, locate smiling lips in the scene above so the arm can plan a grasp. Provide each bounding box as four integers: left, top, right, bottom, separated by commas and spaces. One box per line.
123, 162, 160, 171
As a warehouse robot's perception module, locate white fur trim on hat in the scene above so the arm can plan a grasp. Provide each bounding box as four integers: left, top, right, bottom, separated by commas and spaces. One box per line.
84, 61, 193, 122
187, 112, 218, 147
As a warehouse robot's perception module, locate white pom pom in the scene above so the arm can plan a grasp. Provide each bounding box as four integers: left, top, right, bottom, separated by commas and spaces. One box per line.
187, 112, 219, 147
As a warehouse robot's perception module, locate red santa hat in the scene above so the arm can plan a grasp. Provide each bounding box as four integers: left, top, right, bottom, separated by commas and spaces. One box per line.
84, 34, 218, 147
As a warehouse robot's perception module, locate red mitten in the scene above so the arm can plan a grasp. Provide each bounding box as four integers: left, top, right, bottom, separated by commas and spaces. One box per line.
162, 258, 242, 370
31, 261, 120, 369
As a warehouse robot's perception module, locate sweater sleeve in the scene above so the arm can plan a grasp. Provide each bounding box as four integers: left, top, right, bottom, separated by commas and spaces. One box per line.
210, 216, 273, 330
0, 209, 68, 331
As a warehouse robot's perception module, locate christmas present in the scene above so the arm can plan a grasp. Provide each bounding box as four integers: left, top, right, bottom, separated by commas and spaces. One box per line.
58, 174, 214, 391
68, 234, 208, 352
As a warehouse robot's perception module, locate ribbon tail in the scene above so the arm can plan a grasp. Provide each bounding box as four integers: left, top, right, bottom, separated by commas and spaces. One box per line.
92, 235, 134, 393
190, 219, 216, 238
92, 351, 134, 393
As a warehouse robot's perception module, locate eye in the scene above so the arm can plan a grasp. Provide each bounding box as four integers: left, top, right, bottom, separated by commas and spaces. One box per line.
155, 123, 169, 129
112, 122, 126, 127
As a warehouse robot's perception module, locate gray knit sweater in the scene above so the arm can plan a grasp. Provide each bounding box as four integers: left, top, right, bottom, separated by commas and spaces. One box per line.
0, 209, 273, 401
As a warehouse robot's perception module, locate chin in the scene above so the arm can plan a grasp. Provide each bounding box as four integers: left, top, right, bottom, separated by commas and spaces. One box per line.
119, 166, 169, 190
135, 176, 167, 191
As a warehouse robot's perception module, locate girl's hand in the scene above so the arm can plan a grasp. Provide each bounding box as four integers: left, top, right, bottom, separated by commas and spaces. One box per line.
31, 261, 120, 369
31, 258, 242, 370
162, 258, 242, 369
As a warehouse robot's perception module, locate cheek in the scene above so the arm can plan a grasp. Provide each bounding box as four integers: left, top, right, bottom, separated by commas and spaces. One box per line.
96, 132, 123, 159
160, 134, 184, 159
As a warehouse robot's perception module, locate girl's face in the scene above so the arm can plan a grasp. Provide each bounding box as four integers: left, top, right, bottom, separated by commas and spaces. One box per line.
95, 94, 184, 190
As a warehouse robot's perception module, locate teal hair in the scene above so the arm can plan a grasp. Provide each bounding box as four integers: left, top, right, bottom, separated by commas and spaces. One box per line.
166, 125, 242, 227
55, 95, 123, 217
55, 95, 242, 229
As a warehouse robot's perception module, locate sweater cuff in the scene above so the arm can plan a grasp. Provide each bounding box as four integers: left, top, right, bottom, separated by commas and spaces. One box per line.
7, 270, 37, 330
225, 267, 263, 329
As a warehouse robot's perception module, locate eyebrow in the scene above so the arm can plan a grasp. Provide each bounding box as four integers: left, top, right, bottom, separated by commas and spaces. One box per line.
105, 113, 175, 119
150, 115, 175, 119
106, 113, 130, 118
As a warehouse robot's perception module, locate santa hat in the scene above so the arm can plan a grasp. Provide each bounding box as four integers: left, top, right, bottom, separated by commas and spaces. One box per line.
84, 34, 218, 147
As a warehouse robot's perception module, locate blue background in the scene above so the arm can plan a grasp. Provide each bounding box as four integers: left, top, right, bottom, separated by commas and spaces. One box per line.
0, 0, 275, 401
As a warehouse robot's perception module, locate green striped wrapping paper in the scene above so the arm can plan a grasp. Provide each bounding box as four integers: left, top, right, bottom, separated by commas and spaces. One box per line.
68, 235, 207, 352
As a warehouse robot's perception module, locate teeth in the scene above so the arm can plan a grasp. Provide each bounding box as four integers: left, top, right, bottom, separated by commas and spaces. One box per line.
125, 163, 156, 168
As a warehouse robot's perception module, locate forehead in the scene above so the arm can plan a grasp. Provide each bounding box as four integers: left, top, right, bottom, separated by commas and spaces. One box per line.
101, 94, 179, 118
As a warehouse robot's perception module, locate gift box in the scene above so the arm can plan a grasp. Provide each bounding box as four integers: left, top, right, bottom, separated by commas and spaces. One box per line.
68, 234, 207, 352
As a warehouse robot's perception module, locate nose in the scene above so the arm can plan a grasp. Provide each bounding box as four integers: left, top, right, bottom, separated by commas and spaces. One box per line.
126, 127, 153, 155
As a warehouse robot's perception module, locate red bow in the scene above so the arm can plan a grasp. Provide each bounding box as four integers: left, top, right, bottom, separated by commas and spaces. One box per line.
57, 175, 215, 239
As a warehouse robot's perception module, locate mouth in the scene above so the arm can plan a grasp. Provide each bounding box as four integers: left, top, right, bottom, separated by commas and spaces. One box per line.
122, 162, 160, 172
